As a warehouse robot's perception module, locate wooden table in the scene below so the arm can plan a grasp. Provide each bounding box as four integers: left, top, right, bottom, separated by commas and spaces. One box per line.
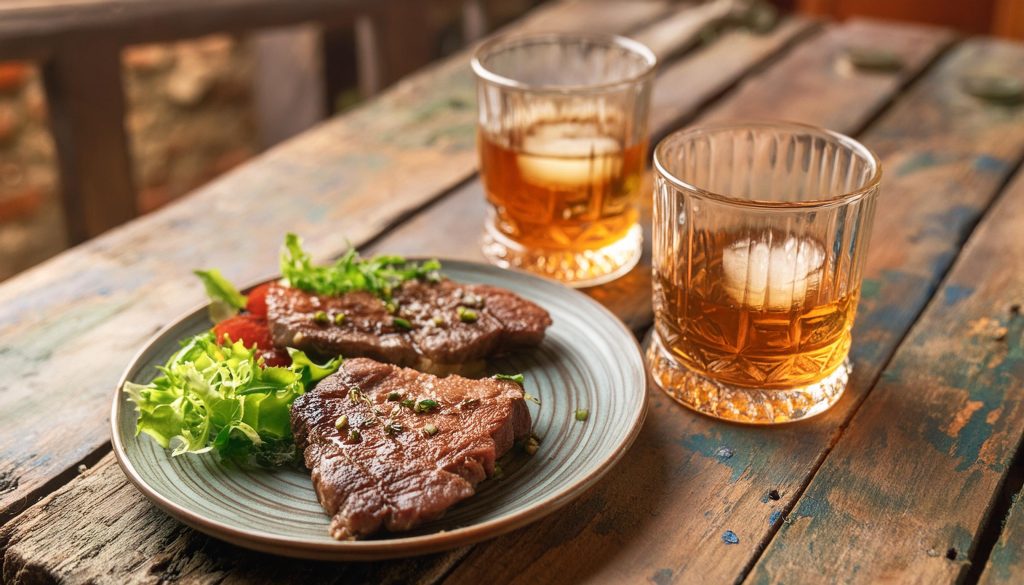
2, 1, 1023, 583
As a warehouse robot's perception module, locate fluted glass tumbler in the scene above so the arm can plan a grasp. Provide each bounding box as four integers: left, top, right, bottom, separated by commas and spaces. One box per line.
648, 122, 881, 424
472, 33, 656, 287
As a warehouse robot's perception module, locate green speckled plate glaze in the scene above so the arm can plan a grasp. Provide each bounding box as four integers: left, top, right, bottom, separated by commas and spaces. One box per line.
111, 260, 647, 560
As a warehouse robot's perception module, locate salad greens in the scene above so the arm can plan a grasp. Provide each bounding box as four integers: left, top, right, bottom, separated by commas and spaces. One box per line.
124, 333, 340, 465
280, 233, 441, 299
194, 269, 248, 322
127, 234, 443, 465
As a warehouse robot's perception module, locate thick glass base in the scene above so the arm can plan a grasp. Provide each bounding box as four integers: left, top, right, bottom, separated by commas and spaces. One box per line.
482, 221, 642, 288
645, 334, 849, 424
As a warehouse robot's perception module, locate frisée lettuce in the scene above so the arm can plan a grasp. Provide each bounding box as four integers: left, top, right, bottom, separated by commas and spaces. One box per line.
124, 333, 340, 465
280, 233, 441, 299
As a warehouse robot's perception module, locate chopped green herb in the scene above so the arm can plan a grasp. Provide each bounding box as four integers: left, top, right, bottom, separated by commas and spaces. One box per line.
457, 306, 478, 323
401, 398, 415, 409
335, 415, 349, 431
348, 387, 361, 403
415, 399, 439, 413
279, 233, 441, 299
387, 391, 402, 402
524, 392, 541, 405
393, 317, 413, 330
334, 312, 346, 325
492, 463, 504, 480
494, 373, 524, 386
313, 310, 329, 324
385, 302, 397, 315
348, 429, 362, 442
423, 423, 439, 437
575, 409, 589, 422
432, 315, 444, 326
384, 420, 403, 435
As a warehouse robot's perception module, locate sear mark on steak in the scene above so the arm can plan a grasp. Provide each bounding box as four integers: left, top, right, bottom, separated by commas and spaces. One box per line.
266, 279, 552, 372
291, 357, 532, 540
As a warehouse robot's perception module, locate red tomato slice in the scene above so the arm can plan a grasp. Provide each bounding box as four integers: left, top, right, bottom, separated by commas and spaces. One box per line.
214, 315, 274, 351
245, 282, 272, 318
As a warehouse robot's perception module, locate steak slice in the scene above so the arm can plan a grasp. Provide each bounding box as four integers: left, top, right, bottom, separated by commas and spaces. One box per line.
266, 279, 552, 372
291, 357, 532, 540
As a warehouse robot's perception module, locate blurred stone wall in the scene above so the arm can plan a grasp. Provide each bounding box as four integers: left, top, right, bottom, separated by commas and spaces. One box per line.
0, 35, 259, 281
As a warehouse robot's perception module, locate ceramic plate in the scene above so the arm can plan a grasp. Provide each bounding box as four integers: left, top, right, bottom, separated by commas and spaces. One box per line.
111, 260, 647, 560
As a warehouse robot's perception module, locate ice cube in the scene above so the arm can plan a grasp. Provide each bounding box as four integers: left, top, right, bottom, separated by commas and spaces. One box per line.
722, 236, 825, 311
518, 122, 622, 187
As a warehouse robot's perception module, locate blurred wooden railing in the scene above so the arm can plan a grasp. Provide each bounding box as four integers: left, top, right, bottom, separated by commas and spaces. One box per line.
0, 0, 498, 244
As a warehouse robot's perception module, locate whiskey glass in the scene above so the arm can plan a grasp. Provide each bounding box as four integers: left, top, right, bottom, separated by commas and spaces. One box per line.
648, 121, 880, 424
472, 33, 656, 287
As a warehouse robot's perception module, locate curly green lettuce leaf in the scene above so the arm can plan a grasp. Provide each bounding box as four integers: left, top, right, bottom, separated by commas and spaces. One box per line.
124, 332, 340, 465
194, 269, 248, 322
280, 233, 441, 299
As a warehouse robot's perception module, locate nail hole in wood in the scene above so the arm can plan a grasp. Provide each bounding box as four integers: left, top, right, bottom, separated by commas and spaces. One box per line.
769, 489, 781, 501
946, 548, 957, 560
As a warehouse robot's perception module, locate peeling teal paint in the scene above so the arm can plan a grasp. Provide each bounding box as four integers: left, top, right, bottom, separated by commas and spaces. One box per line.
896, 151, 939, 176
986, 493, 1023, 582
651, 568, 673, 585
679, 433, 753, 482
943, 285, 974, 305
860, 278, 881, 300
945, 524, 974, 560
973, 154, 1008, 173
791, 491, 832, 521
920, 314, 1022, 471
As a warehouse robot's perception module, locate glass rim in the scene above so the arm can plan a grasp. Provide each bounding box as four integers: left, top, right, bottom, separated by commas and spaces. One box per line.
470, 32, 657, 94
653, 120, 883, 209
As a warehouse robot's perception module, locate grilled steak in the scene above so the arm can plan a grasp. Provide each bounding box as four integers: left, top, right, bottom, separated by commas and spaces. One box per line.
291, 357, 532, 540
266, 279, 552, 373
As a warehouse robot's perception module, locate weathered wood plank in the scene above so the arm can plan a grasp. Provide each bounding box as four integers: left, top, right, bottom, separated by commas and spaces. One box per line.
979, 479, 1024, 585
747, 140, 1024, 584
701, 18, 958, 132
0, 0, 672, 529
42, 39, 137, 243
0, 455, 467, 585
648, 15, 821, 134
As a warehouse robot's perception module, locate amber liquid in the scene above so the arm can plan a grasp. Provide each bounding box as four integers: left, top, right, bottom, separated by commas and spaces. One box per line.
654, 230, 859, 389
479, 120, 646, 251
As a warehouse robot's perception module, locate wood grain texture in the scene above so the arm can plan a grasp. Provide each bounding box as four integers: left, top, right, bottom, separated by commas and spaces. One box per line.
702, 18, 956, 133
979, 480, 1024, 585
0, 0, 671, 532
648, 15, 822, 135
0, 455, 468, 585
747, 139, 1024, 585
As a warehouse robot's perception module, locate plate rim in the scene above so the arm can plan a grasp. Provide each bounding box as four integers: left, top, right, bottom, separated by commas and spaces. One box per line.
110, 259, 648, 560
